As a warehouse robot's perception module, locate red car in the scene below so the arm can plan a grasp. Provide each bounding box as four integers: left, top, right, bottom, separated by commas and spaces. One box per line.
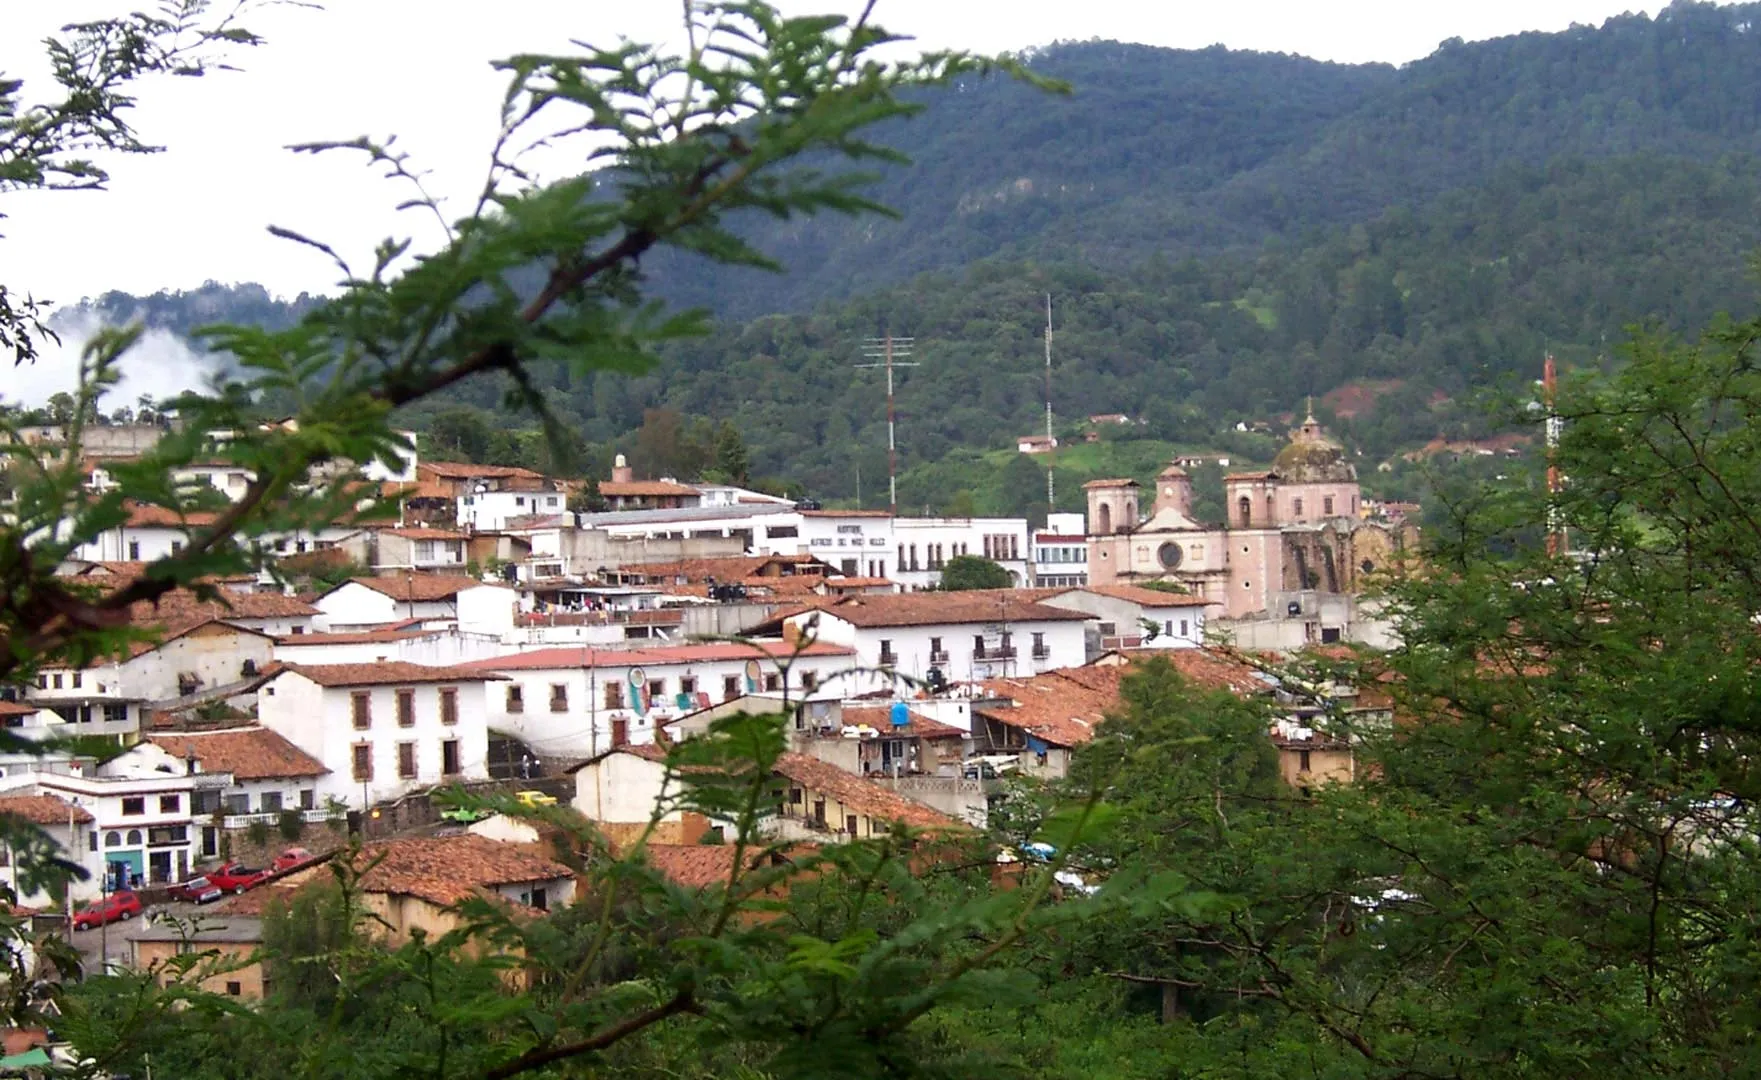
269, 847, 313, 875
72, 890, 141, 930
205, 862, 268, 894
168, 875, 223, 905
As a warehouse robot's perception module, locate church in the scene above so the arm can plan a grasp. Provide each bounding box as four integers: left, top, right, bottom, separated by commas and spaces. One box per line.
1084, 411, 1408, 622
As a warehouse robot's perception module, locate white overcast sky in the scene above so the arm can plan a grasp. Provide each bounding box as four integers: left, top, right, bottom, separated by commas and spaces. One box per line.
4, 0, 1662, 305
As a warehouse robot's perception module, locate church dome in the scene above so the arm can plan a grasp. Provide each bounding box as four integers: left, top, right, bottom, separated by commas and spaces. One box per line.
1272, 413, 1356, 483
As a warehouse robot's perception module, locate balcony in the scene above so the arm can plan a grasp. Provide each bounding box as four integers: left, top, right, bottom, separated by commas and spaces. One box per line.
1031, 646, 1050, 660
220, 807, 345, 830
928, 651, 950, 664
878, 652, 898, 667
973, 647, 1018, 661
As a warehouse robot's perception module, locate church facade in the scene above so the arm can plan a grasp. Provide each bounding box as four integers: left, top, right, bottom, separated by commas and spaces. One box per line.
1084, 413, 1406, 621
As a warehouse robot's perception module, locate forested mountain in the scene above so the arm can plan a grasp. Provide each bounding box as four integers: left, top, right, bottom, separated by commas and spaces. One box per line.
56, 1, 1761, 512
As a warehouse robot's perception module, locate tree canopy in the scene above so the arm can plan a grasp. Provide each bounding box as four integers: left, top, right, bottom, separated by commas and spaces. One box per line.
939, 554, 1013, 591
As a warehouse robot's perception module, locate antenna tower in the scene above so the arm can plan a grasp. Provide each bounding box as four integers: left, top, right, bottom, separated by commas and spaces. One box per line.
857, 334, 918, 515
1543, 353, 1566, 557
1044, 294, 1055, 509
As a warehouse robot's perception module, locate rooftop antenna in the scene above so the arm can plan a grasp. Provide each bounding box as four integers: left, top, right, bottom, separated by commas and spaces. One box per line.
857, 334, 917, 516
1044, 294, 1055, 510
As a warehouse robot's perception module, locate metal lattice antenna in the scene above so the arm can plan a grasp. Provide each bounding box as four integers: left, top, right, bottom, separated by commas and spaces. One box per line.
1044, 294, 1055, 509
856, 335, 918, 516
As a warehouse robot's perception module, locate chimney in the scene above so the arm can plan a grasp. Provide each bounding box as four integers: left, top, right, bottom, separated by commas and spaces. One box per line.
611, 453, 633, 484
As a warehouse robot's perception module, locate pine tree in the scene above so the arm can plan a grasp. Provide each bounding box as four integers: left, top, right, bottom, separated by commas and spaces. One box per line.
714, 420, 752, 485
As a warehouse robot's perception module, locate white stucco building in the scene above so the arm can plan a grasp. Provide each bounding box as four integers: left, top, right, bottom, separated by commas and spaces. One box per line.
255, 661, 497, 808
1040, 584, 1213, 653
1032, 512, 1089, 588
23, 763, 201, 896
774, 591, 1093, 695
460, 640, 854, 758
313, 575, 517, 633
891, 517, 1031, 590
141, 726, 335, 859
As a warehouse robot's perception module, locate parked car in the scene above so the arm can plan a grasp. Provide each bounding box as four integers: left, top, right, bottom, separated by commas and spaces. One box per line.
515, 790, 557, 808
205, 862, 268, 894
168, 875, 223, 905
269, 847, 313, 874
72, 891, 141, 930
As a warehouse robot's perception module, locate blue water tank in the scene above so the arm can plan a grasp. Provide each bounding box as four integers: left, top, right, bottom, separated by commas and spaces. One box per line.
889, 701, 910, 728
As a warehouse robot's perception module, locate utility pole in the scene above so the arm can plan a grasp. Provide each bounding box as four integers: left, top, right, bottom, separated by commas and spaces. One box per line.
857, 334, 917, 516
1044, 294, 1055, 510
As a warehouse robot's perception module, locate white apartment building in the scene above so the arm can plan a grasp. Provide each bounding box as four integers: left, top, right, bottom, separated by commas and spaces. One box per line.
27, 619, 281, 741
313, 576, 517, 633
791, 511, 896, 579
0, 791, 94, 907
892, 517, 1031, 590
141, 726, 336, 859
460, 641, 855, 758
271, 627, 510, 667
70, 502, 358, 564
26, 764, 201, 896
455, 480, 568, 532
255, 662, 496, 808
1040, 585, 1213, 652
1032, 512, 1089, 587
777, 591, 1092, 695
576, 504, 1032, 589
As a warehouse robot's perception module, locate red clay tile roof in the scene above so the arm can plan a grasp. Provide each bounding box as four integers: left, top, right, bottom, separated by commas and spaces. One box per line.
381, 479, 454, 501
144, 726, 328, 781
772, 752, 963, 830
275, 629, 427, 645
639, 844, 811, 889
340, 574, 501, 602
643, 844, 739, 888
598, 480, 701, 498
352, 834, 573, 906
120, 500, 220, 528
231, 835, 575, 911
121, 616, 277, 660
783, 591, 1090, 629
798, 509, 894, 518
614, 554, 830, 583
1082, 478, 1138, 489
818, 577, 898, 590
0, 793, 92, 825
840, 705, 964, 740
976, 670, 1118, 748
380, 527, 466, 541
419, 462, 545, 481
125, 589, 318, 627
0, 702, 39, 718
1073, 584, 1214, 608
1161, 649, 1269, 694
271, 660, 504, 687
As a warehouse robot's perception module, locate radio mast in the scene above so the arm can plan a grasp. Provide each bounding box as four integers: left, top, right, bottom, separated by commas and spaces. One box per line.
857, 334, 917, 516
1044, 294, 1055, 509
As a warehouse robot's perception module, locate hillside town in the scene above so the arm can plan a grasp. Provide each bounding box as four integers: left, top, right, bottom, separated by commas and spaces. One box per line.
0, 408, 1401, 1002
11, 0, 1752, 1074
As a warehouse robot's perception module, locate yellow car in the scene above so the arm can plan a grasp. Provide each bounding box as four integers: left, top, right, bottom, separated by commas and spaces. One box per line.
515, 790, 557, 808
